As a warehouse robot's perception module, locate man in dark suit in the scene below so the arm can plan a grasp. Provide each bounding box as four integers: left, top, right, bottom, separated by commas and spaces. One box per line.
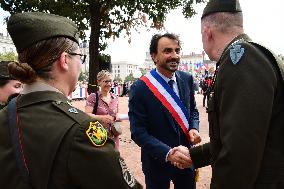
187, 0, 284, 189
128, 33, 201, 189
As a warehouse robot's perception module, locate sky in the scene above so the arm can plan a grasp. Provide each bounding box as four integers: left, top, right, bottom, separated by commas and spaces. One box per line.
1, 0, 283, 65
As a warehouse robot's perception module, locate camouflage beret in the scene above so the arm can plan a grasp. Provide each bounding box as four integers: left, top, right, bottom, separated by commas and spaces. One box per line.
7, 12, 79, 53
202, 0, 242, 19
0, 61, 14, 80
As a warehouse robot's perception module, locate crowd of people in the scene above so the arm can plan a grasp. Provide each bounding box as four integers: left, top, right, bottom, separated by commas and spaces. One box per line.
0, 0, 284, 189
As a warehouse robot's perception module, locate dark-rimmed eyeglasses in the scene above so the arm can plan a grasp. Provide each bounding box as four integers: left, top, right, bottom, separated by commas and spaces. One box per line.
68, 52, 86, 64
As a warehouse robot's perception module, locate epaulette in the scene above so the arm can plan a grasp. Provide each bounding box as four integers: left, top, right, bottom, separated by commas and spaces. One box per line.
249, 42, 284, 82
52, 100, 89, 125
52, 100, 109, 147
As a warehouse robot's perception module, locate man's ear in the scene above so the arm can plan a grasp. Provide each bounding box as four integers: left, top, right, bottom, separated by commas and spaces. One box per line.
58, 52, 69, 71
204, 26, 213, 41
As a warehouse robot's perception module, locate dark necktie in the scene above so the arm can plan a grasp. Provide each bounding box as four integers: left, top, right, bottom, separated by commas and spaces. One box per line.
168, 80, 174, 89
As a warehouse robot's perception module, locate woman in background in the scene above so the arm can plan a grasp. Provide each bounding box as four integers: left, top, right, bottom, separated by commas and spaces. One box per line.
0, 61, 22, 109
85, 70, 121, 149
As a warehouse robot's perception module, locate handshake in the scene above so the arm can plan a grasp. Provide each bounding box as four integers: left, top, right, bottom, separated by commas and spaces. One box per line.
167, 145, 192, 169
167, 129, 201, 169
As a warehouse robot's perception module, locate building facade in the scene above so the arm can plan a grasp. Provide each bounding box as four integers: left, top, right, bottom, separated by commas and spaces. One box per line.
112, 61, 140, 81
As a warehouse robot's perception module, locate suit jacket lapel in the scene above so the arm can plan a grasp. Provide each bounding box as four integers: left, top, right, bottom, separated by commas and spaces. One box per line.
176, 72, 186, 103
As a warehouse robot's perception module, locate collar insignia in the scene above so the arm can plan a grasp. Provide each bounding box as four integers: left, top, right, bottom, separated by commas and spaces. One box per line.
67, 101, 72, 106
230, 44, 244, 65
86, 121, 107, 147
68, 107, 78, 114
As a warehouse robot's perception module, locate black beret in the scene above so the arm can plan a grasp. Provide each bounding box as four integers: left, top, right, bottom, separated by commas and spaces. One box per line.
202, 0, 242, 19
0, 61, 14, 80
7, 12, 79, 53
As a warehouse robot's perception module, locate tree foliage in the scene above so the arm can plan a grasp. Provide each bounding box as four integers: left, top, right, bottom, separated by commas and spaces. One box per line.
124, 73, 135, 83
0, 0, 204, 93
78, 71, 89, 83
0, 52, 17, 61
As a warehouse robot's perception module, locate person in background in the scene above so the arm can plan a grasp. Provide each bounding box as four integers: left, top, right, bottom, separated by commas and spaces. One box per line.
0, 12, 142, 189
200, 76, 209, 107
121, 82, 128, 97
181, 0, 284, 189
85, 70, 121, 150
0, 61, 22, 109
128, 33, 201, 189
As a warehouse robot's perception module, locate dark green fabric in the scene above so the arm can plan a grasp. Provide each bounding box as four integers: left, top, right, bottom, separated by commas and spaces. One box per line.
190, 34, 284, 189
7, 12, 79, 53
201, 0, 242, 19
0, 91, 142, 189
249, 42, 284, 82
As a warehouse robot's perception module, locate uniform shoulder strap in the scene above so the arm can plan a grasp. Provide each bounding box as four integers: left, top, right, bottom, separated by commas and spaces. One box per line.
7, 97, 33, 189
51, 100, 89, 125
249, 41, 284, 82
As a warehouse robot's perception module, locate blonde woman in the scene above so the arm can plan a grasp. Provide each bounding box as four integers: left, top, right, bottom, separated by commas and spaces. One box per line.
85, 70, 121, 149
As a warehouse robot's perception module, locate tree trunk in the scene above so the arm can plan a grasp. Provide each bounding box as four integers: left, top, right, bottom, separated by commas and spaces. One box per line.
88, 2, 102, 94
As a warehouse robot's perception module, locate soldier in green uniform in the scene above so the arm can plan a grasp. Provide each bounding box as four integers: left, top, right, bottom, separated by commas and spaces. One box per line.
0, 12, 142, 189
0, 61, 22, 110
183, 0, 284, 189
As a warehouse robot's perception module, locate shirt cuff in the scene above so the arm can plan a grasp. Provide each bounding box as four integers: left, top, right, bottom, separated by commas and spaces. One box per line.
165, 148, 172, 162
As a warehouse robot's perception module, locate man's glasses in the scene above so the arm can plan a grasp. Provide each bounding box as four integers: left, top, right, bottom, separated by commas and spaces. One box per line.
68, 52, 87, 64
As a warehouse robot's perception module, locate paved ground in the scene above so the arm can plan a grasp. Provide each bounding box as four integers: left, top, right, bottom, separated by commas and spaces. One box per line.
72, 94, 212, 189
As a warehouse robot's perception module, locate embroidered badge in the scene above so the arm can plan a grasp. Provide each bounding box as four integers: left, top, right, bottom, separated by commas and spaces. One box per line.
230, 44, 245, 64
68, 107, 78, 114
86, 121, 107, 147
119, 158, 136, 187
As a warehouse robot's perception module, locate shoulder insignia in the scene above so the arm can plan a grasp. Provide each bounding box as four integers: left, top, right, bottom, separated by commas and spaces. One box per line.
86, 121, 107, 147
230, 44, 245, 65
119, 158, 136, 187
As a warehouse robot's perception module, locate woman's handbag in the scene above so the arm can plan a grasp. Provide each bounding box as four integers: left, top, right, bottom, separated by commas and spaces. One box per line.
111, 122, 122, 136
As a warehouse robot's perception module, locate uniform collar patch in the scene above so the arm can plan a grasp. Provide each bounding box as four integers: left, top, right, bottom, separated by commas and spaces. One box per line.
86, 121, 107, 147
230, 44, 245, 65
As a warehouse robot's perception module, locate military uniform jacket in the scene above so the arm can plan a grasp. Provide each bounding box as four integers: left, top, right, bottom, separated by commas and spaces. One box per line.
190, 34, 284, 189
0, 90, 142, 189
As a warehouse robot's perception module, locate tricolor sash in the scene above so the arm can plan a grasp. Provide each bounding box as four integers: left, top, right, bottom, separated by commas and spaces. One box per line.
140, 69, 192, 141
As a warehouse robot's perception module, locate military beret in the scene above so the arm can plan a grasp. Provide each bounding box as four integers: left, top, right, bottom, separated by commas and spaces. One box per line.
202, 0, 242, 19
0, 61, 14, 80
7, 12, 79, 53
